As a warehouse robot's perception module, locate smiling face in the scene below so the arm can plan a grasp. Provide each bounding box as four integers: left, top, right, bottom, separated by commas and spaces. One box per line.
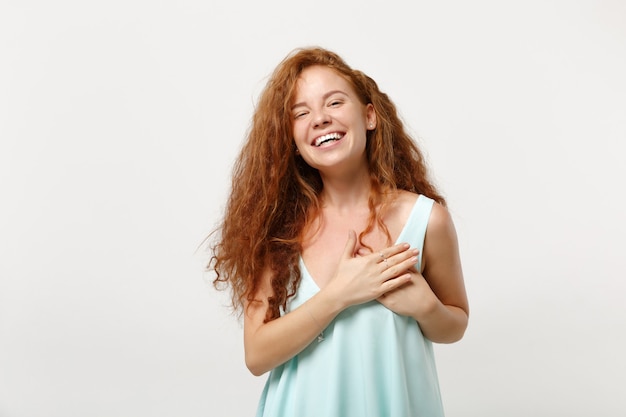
291, 65, 376, 175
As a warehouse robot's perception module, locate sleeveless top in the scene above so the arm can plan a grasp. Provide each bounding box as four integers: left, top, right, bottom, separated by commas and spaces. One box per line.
255, 195, 444, 417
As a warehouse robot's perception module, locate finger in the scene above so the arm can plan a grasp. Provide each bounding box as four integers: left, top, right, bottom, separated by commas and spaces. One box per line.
378, 242, 412, 261
381, 273, 412, 293
380, 247, 419, 270
388, 247, 419, 264
376, 250, 386, 264
381, 254, 419, 278
374, 244, 407, 265
342, 229, 358, 259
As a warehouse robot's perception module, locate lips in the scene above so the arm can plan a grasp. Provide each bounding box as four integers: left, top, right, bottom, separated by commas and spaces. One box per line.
313, 132, 345, 147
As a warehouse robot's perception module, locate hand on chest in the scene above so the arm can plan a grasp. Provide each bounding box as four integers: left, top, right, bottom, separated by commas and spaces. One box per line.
301, 216, 399, 289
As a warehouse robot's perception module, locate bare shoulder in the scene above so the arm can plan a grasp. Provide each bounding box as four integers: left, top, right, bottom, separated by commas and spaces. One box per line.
422, 201, 468, 313
427, 202, 458, 239
423, 201, 461, 275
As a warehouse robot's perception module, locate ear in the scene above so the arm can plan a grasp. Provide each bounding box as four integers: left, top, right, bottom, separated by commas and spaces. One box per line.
366, 103, 377, 130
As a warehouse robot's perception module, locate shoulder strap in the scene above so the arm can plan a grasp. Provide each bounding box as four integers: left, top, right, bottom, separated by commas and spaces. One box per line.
397, 195, 434, 268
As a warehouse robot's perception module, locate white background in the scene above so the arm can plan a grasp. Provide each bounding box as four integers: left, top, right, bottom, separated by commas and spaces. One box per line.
1, 1, 625, 416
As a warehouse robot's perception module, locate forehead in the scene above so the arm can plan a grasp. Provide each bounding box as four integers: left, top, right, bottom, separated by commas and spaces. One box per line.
293, 65, 355, 99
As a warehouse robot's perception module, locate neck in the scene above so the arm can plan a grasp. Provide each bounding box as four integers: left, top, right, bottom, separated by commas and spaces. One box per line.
318, 164, 371, 212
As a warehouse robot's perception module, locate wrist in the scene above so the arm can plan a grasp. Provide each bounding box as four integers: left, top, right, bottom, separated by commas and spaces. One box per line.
316, 286, 347, 316
411, 293, 440, 322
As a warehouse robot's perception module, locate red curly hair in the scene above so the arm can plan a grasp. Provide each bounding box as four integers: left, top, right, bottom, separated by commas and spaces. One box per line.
209, 47, 445, 322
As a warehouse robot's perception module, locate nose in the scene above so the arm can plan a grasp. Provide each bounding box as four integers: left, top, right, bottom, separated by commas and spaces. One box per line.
312, 109, 331, 128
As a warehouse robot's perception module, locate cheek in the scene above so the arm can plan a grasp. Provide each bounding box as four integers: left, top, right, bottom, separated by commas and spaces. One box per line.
293, 134, 306, 156
292, 125, 307, 146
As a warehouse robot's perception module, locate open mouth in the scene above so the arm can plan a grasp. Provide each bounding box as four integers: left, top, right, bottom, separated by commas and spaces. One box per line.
314, 132, 344, 147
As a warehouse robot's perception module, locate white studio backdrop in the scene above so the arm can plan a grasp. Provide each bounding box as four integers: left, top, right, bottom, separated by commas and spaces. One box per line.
1, 1, 625, 416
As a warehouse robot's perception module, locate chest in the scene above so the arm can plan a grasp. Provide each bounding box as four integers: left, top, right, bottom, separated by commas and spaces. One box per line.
300, 213, 403, 289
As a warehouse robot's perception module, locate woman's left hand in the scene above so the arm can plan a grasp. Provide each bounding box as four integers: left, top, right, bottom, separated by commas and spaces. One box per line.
376, 266, 439, 320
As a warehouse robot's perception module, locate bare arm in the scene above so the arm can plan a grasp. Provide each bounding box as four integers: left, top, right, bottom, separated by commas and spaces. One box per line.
243, 231, 419, 376
378, 202, 469, 343
414, 203, 469, 342
243, 280, 343, 376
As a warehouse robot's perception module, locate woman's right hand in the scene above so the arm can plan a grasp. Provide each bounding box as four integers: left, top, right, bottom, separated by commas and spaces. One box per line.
323, 230, 420, 309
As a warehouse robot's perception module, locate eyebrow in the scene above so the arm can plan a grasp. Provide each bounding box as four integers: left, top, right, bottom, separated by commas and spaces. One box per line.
291, 90, 348, 110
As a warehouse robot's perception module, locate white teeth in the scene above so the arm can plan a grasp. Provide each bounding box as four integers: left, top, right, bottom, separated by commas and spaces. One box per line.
315, 133, 343, 147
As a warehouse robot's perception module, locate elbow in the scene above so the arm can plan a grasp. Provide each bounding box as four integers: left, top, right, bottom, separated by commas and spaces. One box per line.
424, 308, 469, 344
448, 313, 469, 343
245, 351, 269, 377
247, 364, 266, 377
436, 324, 467, 344
443, 310, 469, 343
427, 326, 467, 344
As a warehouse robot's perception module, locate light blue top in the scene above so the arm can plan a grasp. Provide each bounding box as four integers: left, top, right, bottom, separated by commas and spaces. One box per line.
255, 196, 444, 417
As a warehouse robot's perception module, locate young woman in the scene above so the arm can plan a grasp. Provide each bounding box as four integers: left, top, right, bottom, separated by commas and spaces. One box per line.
210, 47, 469, 417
